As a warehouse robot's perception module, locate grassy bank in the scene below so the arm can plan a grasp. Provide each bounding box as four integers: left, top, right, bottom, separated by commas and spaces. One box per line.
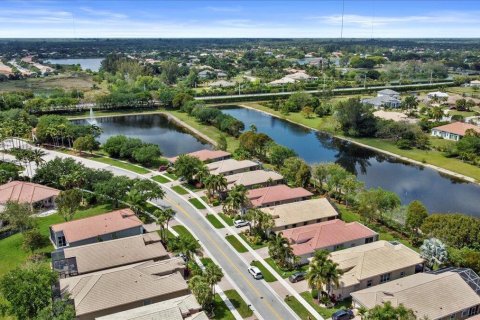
91, 156, 150, 174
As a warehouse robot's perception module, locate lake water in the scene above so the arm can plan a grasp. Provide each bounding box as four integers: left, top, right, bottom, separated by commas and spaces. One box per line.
221, 106, 480, 216
45, 58, 104, 72
75, 114, 212, 157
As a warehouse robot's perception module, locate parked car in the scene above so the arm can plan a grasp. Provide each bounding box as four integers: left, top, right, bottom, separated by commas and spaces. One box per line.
234, 219, 249, 228
332, 309, 354, 320
158, 165, 168, 171
248, 266, 263, 279
288, 272, 306, 283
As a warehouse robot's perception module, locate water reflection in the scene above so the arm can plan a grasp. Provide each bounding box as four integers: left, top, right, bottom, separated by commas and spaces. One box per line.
221, 106, 480, 216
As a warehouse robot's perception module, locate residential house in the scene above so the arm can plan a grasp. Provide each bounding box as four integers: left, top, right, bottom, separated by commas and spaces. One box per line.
168, 149, 231, 164
247, 184, 313, 208
470, 80, 480, 87
377, 89, 400, 99
0, 180, 60, 211
427, 91, 449, 100
351, 268, 480, 320
431, 122, 480, 141
226, 170, 283, 190
206, 159, 259, 176
52, 233, 168, 277
49, 208, 144, 249
59, 258, 189, 320
282, 219, 378, 265
269, 77, 295, 86
198, 70, 213, 79
210, 80, 235, 88
97, 294, 208, 320
262, 198, 338, 232
362, 89, 401, 109
329, 241, 424, 300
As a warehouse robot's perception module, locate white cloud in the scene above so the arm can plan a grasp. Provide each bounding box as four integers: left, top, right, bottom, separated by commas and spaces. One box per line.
205, 6, 243, 13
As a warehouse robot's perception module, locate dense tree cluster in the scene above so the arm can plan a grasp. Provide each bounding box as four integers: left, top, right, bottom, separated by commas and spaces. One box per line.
103, 135, 162, 167
189, 106, 245, 137
35, 115, 100, 147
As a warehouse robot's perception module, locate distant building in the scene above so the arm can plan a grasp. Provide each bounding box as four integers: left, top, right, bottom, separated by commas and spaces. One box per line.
0, 180, 60, 211
247, 184, 313, 208
431, 122, 480, 141
362, 89, 401, 109
226, 170, 283, 190
282, 219, 378, 265
377, 89, 400, 99
168, 149, 231, 164
210, 80, 235, 88
352, 268, 480, 320
330, 241, 424, 300
206, 159, 259, 176
427, 91, 449, 99
49, 208, 144, 249
470, 80, 480, 87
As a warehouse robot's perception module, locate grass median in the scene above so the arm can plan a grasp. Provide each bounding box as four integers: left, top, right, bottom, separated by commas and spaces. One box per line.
189, 198, 206, 209
172, 225, 194, 238
225, 235, 248, 253
284, 295, 316, 320
224, 289, 253, 318
171, 185, 189, 195
250, 260, 276, 282
218, 213, 234, 226
206, 214, 224, 229
152, 175, 170, 183
265, 257, 308, 279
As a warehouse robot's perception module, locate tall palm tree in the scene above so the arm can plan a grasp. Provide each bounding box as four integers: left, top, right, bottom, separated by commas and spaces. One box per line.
307, 262, 327, 304
307, 250, 343, 303
203, 174, 215, 198
126, 189, 144, 215
31, 149, 46, 168
154, 208, 176, 243
212, 174, 228, 196
204, 263, 224, 295
196, 165, 210, 186
222, 184, 249, 216
268, 232, 295, 269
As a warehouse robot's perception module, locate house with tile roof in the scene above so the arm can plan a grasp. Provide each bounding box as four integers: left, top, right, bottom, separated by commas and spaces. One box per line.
0, 180, 60, 210
59, 258, 189, 320
226, 170, 283, 190
52, 233, 169, 277
351, 269, 480, 320
168, 149, 231, 164
206, 159, 259, 176
431, 122, 480, 141
97, 294, 208, 320
330, 240, 424, 300
49, 208, 144, 248
282, 219, 378, 265
247, 184, 313, 208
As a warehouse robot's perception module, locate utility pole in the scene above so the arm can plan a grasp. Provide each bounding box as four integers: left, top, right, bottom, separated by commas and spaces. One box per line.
364, 74, 367, 89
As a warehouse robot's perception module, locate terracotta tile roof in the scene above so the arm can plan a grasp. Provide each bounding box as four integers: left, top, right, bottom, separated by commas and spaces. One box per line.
50, 208, 143, 244
282, 220, 377, 256
247, 184, 313, 207
63, 233, 168, 274
60, 258, 188, 317
168, 149, 230, 163
432, 122, 480, 136
351, 271, 480, 320
331, 241, 424, 287
0, 181, 60, 204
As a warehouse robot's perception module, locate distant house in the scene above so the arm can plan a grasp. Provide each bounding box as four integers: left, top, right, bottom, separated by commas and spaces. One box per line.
282, 219, 378, 265
60, 258, 189, 320
49, 208, 144, 249
247, 184, 313, 208
226, 170, 283, 190
431, 122, 480, 141
269, 77, 295, 86
351, 268, 480, 320
206, 159, 260, 176
198, 70, 213, 79
377, 89, 400, 99
168, 149, 231, 164
97, 294, 208, 320
427, 91, 449, 100
330, 241, 424, 300
269, 71, 317, 86
210, 80, 235, 88
470, 80, 480, 87
0, 180, 60, 211
52, 233, 169, 277
362, 89, 401, 109
216, 71, 228, 79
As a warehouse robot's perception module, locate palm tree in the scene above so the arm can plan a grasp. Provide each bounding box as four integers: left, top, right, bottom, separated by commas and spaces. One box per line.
268, 232, 295, 269
222, 184, 249, 216
307, 262, 327, 304
245, 208, 274, 239
403, 95, 418, 110
203, 174, 215, 198
307, 250, 343, 303
188, 275, 213, 311
196, 165, 210, 186
153, 208, 176, 243
126, 189, 144, 214
212, 174, 228, 197
31, 149, 46, 168
204, 263, 224, 295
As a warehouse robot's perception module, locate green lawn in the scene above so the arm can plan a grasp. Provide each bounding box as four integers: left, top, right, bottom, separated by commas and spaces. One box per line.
225, 235, 248, 253
171, 185, 189, 195
164, 172, 179, 180
0, 204, 113, 277
172, 225, 194, 238
206, 214, 225, 229
250, 260, 276, 282
300, 292, 352, 319
218, 213, 234, 226
152, 175, 170, 183
284, 296, 316, 320
224, 289, 253, 318
189, 198, 206, 209
91, 156, 150, 174
265, 257, 307, 279
212, 294, 235, 320
239, 233, 267, 250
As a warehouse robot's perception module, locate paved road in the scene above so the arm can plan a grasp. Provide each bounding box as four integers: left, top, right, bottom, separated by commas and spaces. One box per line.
152, 193, 300, 320
4, 141, 299, 320
195, 81, 454, 101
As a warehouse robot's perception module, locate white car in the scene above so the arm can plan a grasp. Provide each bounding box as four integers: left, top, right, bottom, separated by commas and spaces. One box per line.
234, 219, 249, 228
248, 266, 263, 279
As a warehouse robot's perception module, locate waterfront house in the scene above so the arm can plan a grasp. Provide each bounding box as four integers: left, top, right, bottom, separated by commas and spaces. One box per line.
282, 219, 378, 265
52, 233, 168, 277
247, 184, 313, 208
431, 122, 480, 141
49, 208, 144, 249
329, 240, 424, 300
168, 149, 231, 164
226, 170, 283, 190
97, 294, 207, 320
206, 158, 259, 176
59, 258, 189, 320
351, 268, 480, 320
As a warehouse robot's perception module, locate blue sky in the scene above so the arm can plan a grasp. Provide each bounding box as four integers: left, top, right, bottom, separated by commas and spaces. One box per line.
1, 0, 480, 38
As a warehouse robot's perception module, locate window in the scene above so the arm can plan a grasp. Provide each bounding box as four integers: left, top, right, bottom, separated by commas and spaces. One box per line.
400, 271, 405, 277
380, 273, 391, 283
57, 236, 66, 247
366, 280, 373, 287
365, 237, 374, 244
